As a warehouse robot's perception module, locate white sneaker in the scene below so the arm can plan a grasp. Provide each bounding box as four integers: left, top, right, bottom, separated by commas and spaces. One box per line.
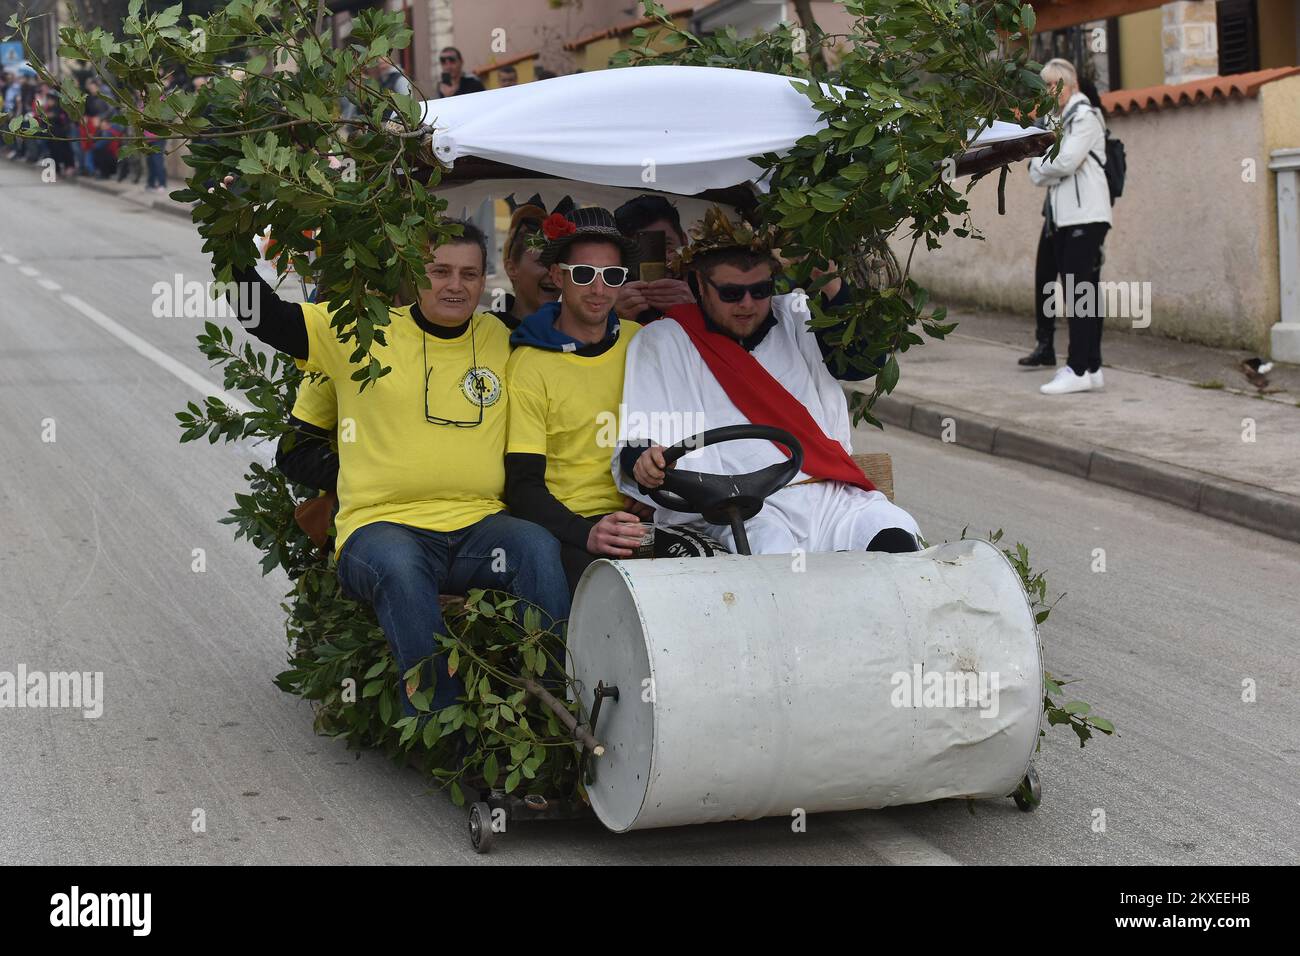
1040, 367, 1092, 395
1090, 369, 1104, 389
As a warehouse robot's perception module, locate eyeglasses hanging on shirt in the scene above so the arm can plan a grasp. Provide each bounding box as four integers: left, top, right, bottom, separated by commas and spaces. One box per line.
423, 321, 485, 427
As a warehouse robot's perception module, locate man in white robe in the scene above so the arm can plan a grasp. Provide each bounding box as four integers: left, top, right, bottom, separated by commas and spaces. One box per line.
612, 213, 920, 555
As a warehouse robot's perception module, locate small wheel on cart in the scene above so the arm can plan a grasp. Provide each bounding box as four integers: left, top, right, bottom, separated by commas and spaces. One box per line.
1012, 763, 1042, 812
468, 801, 495, 853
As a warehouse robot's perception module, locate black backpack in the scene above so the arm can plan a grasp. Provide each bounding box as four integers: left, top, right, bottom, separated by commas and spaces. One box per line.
1064, 101, 1126, 205
1092, 132, 1126, 205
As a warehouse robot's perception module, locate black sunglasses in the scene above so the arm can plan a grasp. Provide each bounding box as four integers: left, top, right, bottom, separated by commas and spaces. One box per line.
703, 276, 775, 303
423, 323, 484, 427
440, 55, 460, 63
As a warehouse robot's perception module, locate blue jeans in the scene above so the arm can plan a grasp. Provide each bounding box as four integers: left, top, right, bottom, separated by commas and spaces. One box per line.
146, 149, 166, 188
336, 514, 569, 714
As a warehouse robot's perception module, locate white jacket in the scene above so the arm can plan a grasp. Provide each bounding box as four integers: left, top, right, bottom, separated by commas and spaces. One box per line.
1029, 91, 1112, 228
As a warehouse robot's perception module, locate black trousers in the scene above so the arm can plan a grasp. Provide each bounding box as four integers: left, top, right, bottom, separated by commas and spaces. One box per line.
1034, 220, 1110, 375
1032, 222, 1058, 349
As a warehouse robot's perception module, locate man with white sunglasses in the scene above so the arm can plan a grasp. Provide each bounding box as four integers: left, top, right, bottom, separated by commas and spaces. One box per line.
505, 207, 722, 594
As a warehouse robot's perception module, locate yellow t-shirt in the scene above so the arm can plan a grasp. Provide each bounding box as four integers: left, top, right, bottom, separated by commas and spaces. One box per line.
505, 321, 641, 518
300, 303, 510, 554
291, 373, 338, 431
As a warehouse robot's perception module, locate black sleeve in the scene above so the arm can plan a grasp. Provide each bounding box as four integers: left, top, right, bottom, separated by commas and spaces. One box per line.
232, 261, 310, 360
812, 282, 880, 382
504, 453, 597, 550
275, 416, 338, 493
618, 441, 651, 484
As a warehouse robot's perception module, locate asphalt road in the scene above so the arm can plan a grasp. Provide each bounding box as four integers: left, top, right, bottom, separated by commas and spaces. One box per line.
1, 160, 1297, 865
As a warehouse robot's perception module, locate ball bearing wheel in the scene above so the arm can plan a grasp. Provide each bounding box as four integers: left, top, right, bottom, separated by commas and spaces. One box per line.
468, 801, 494, 853
1012, 763, 1042, 812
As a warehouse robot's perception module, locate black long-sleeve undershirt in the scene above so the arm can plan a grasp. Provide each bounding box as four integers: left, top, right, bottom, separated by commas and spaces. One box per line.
618, 442, 651, 487
235, 263, 309, 359
504, 453, 596, 550
275, 416, 339, 492
811, 281, 877, 382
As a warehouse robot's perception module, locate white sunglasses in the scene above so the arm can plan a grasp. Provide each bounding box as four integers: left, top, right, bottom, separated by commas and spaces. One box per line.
557, 263, 630, 287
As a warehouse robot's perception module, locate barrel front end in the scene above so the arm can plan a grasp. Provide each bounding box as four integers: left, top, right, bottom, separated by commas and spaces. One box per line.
567, 539, 1044, 833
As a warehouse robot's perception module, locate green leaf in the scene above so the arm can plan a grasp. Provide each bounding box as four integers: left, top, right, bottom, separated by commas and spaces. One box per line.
154, 4, 181, 29
483, 752, 499, 787
303, 92, 329, 121
306, 165, 334, 196
504, 769, 520, 793
878, 354, 900, 392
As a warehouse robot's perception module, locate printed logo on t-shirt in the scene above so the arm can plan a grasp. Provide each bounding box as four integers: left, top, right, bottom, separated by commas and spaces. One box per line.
461, 366, 502, 408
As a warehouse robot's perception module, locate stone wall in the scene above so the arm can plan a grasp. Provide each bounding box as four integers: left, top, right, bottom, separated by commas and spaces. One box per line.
1162, 1, 1219, 84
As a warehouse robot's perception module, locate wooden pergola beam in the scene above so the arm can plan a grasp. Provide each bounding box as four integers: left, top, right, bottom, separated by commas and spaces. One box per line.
1030, 0, 1166, 33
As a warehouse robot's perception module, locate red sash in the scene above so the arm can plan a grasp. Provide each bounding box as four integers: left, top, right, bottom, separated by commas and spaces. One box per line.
665, 304, 874, 492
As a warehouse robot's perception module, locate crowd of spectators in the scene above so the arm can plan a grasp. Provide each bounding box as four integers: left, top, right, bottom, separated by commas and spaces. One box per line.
1, 68, 185, 190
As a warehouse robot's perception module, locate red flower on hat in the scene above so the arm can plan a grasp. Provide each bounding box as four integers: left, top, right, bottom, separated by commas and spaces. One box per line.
541, 213, 577, 240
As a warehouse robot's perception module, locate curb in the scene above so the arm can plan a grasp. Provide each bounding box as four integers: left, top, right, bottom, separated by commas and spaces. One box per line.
865, 390, 1300, 545
70, 172, 195, 221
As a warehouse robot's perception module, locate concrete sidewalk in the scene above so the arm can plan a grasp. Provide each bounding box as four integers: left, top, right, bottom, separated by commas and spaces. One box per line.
855, 308, 1300, 543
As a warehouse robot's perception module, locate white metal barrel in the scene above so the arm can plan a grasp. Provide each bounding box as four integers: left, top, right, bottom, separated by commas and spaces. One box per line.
567, 538, 1043, 833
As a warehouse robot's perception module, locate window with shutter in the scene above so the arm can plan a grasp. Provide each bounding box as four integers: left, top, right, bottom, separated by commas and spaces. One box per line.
1217, 0, 1261, 75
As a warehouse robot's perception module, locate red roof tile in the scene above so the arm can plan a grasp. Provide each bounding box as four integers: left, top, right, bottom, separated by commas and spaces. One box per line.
1103, 67, 1300, 115
472, 49, 539, 77
564, 5, 694, 52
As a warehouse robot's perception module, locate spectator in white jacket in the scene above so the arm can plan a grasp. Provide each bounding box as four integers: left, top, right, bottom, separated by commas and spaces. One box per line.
1024, 59, 1113, 395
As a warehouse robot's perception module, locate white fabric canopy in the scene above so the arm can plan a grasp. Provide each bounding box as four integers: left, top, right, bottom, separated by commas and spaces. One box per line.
419, 65, 1041, 196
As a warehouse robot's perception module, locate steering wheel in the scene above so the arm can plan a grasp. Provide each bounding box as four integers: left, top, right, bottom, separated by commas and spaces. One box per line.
646, 425, 803, 555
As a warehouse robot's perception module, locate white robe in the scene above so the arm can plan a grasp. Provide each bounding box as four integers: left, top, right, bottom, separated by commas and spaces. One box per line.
612, 292, 919, 554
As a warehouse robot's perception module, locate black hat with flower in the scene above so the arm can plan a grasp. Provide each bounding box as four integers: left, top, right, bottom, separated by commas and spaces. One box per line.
537, 206, 640, 267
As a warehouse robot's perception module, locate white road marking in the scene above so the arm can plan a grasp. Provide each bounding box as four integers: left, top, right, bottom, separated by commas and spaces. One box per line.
60, 293, 254, 415
18, 265, 40, 277
0, 253, 18, 265
852, 816, 962, 866
37, 278, 61, 291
